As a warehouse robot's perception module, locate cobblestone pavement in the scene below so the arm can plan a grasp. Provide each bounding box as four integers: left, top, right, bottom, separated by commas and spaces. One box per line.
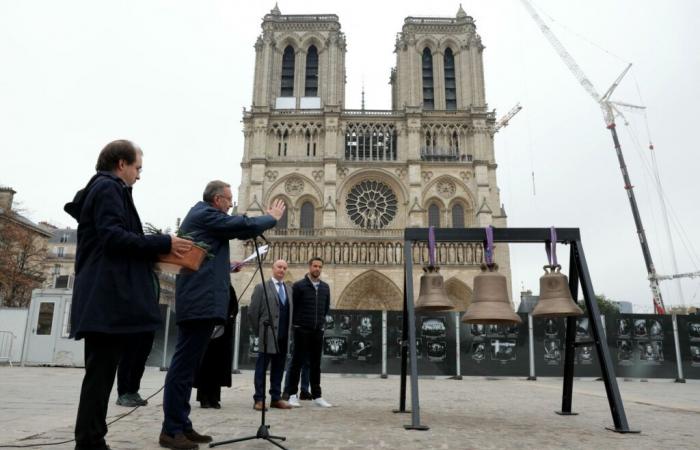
0, 366, 698, 449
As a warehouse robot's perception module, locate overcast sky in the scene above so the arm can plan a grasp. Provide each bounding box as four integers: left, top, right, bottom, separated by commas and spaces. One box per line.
1, 0, 698, 313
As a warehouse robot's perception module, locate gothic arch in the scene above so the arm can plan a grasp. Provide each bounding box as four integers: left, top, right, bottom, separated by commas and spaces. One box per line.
423, 196, 446, 210
336, 270, 403, 310
439, 38, 462, 55
274, 35, 301, 54
445, 277, 473, 311
299, 32, 327, 53
422, 175, 475, 207
415, 37, 438, 53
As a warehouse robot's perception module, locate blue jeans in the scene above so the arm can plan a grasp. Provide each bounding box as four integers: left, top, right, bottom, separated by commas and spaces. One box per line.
162, 320, 214, 436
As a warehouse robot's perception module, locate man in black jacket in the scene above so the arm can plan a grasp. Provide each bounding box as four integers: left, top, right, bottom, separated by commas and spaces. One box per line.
65, 139, 192, 450
285, 257, 333, 408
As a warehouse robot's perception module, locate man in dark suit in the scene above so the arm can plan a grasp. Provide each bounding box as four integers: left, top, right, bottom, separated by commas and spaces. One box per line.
65, 139, 192, 450
248, 259, 293, 411
160, 181, 284, 450
285, 257, 333, 408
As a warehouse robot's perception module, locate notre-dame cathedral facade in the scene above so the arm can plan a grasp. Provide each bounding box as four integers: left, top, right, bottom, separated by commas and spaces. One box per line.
232, 5, 511, 311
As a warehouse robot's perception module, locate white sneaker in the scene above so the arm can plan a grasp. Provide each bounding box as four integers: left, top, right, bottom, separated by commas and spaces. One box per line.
288, 394, 301, 407
312, 397, 333, 408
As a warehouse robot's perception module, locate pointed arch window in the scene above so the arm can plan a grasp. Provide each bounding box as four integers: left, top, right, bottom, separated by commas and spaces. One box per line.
452, 204, 465, 228
422, 48, 434, 110
444, 48, 456, 110
305, 45, 318, 96
300, 201, 315, 230
428, 203, 440, 227
281, 46, 295, 97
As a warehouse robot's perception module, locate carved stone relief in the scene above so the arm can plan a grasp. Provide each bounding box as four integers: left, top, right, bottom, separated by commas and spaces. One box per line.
284, 177, 304, 196
436, 179, 456, 198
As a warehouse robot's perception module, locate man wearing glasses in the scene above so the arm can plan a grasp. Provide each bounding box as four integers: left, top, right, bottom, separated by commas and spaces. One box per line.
160, 180, 285, 450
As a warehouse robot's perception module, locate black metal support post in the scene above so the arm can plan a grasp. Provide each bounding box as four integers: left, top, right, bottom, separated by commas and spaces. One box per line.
557, 245, 579, 415
402, 240, 429, 430
573, 240, 639, 433
394, 272, 410, 414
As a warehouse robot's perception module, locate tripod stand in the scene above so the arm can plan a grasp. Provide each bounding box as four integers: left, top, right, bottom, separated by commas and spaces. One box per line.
210, 237, 288, 449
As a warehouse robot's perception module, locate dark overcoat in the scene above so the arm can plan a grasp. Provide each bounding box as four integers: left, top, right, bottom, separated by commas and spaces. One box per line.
175, 201, 276, 323
193, 286, 238, 390
65, 172, 171, 339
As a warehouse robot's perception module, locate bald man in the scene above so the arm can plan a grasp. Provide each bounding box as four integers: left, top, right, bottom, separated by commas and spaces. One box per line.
248, 259, 293, 410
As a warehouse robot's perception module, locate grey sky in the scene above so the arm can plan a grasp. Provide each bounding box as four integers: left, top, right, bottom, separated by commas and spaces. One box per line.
1, 0, 698, 312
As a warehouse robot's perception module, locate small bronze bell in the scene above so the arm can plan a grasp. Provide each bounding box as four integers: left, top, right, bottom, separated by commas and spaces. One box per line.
462, 263, 521, 324
415, 265, 454, 311
532, 265, 583, 317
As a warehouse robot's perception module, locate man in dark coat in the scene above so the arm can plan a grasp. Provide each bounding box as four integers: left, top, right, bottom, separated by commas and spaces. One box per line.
285, 257, 333, 408
65, 139, 192, 450
159, 180, 284, 450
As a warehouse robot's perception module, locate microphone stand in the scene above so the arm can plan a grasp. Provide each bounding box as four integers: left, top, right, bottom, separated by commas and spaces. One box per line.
210, 235, 288, 449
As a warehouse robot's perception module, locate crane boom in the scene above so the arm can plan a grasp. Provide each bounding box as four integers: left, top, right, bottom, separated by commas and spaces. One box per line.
492, 103, 523, 135
520, 0, 667, 313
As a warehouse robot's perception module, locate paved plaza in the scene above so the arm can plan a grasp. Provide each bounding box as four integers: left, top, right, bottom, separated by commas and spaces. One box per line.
0, 366, 698, 449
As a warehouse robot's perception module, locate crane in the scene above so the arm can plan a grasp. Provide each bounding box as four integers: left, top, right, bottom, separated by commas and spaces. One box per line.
491, 103, 523, 136
520, 0, 667, 314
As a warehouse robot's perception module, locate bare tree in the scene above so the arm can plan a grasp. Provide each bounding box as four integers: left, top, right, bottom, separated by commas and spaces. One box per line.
0, 217, 48, 307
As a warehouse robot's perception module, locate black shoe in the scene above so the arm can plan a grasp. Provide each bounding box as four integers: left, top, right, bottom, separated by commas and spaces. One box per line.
281, 391, 290, 401
184, 429, 213, 444
116, 393, 140, 407
159, 432, 199, 449
299, 390, 313, 400
200, 401, 211, 409
211, 401, 221, 409
132, 392, 148, 406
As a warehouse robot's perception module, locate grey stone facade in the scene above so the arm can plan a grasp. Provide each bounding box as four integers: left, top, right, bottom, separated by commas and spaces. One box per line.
233, 6, 510, 311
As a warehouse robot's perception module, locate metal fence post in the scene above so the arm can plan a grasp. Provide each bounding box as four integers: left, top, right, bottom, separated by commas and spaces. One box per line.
528, 313, 536, 380
672, 313, 685, 383
381, 310, 388, 378
453, 312, 462, 380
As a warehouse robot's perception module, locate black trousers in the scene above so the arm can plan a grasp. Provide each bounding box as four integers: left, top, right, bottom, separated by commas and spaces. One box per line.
117, 331, 155, 396
286, 327, 323, 399
162, 320, 215, 436
75, 333, 133, 450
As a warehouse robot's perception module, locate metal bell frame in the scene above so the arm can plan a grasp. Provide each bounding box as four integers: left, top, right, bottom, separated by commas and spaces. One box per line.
397, 227, 638, 435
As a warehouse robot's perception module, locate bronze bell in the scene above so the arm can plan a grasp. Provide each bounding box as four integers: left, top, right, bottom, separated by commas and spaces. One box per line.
532, 265, 583, 317
462, 263, 521, 324
415, 265, 454, 311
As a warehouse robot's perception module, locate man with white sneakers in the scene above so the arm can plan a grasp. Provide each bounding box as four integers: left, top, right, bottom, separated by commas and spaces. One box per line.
285, 257, 333, 408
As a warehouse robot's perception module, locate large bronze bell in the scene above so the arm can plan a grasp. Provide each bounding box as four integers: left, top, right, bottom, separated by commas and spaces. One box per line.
532, 265, 583, 317
415, 265, 454, 311
462, 263, 522, 324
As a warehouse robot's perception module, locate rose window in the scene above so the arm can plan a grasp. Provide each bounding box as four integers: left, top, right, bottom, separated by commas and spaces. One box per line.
346, 180, 398, 229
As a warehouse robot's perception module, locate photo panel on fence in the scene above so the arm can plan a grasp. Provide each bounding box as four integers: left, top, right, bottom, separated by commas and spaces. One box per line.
386, 311, 458, 376
605, 314, 677, 379
676, 315, 700, 379
459, 313, 529, 377
320, 309, 382, 374
533, 315, 601, 377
